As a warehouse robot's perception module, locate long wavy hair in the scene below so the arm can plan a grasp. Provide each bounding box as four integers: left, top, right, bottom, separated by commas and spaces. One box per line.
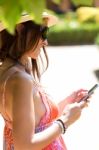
0, 21, 49, 81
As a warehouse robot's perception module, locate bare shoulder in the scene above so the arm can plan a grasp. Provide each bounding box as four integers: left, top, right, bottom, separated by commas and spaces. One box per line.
8, 71, 34, 118
12, 71, 33, 84
9, 71, 33, 91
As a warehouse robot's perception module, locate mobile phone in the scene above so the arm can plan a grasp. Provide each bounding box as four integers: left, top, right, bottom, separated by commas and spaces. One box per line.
79, 84, 99, 102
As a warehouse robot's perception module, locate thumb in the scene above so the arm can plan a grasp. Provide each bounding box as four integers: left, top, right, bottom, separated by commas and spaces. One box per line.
78, 101, 88, 109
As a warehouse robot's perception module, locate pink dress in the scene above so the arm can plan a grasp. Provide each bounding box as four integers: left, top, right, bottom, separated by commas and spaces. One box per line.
1, 74, 67, 150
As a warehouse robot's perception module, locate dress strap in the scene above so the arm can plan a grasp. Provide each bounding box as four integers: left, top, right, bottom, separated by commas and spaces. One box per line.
1, 67, 17, 122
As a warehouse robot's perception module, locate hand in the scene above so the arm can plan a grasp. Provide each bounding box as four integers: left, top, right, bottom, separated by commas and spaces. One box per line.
60, 101, 88, 127
67, 89, 88, 103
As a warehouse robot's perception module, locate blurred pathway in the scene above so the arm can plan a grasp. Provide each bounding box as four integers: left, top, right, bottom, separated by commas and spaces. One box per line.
1, 45, 99, 150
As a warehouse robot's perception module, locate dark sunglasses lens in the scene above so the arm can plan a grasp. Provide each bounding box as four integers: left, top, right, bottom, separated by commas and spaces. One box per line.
42, 28, 48, 40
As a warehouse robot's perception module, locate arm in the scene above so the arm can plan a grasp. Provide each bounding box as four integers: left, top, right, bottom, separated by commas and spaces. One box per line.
11, 73, 87, 150
11, 73, 62, 150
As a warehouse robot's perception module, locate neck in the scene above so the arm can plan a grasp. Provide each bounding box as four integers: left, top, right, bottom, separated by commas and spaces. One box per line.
19, 56, 33, 75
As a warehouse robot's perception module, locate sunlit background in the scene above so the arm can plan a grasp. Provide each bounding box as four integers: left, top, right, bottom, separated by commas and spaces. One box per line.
1, 0, 99, 149
41, 45, 99, 150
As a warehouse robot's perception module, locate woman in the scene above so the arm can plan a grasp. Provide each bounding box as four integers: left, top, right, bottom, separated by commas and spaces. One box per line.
0, 12, 89, 150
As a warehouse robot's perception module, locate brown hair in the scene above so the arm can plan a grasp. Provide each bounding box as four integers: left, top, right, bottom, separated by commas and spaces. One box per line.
0, 21, 49, 80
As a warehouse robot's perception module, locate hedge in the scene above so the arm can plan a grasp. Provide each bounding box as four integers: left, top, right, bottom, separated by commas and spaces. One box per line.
48, 20, 99, 46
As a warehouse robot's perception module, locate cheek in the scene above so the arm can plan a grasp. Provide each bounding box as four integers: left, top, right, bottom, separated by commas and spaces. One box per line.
30, 48, 41, 59
28, 40, 43, 59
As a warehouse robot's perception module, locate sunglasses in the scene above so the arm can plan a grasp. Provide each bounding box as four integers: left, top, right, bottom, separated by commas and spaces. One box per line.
40, 26, 49, 40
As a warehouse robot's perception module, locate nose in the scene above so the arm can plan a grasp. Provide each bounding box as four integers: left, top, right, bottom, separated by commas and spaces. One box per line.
43, 39, 48, 46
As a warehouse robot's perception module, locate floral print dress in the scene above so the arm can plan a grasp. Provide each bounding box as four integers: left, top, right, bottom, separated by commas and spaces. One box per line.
1, 75, 67, 150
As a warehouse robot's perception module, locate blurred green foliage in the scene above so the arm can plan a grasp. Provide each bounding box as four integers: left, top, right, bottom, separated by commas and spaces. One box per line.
48, 11, 99, 45
72, 0, 93, 6
76, 7, 99, 23
0, 0, 93, 33
0, 0, 46, 33
95, 34, 99, 46
53, 0, 61, 4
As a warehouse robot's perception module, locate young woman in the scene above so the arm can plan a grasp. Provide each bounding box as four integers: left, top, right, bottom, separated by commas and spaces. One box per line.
0, 12, 89, 150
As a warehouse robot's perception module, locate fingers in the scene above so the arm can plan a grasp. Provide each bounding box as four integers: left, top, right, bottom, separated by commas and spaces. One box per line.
62, 101, 89, 127
69, 101, 88, 109
71, 89, 88, 103
76, 89, 88, 98
73, 89, 87, 95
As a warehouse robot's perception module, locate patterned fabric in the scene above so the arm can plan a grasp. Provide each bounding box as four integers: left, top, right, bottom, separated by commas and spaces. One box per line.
3, 124, 13, 150
3, 86, 67, 150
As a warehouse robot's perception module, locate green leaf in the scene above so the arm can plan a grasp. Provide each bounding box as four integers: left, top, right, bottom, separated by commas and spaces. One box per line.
52, 0, 61, 4
0, 0, 6, 5
19, 0, 46, 24
0, 0, 46, 33
0, 0, 22, 33
71, 0, 93, 6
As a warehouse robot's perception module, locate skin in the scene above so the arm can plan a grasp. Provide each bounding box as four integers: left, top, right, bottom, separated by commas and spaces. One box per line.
0, 38, 88, 150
